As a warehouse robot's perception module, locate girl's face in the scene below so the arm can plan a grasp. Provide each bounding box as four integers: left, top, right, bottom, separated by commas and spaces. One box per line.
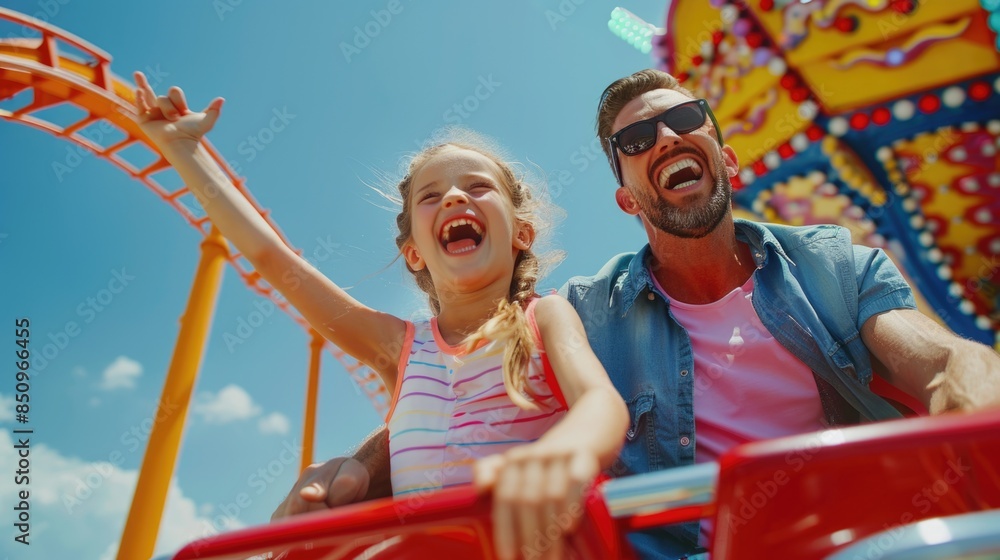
403, 147, 532, 297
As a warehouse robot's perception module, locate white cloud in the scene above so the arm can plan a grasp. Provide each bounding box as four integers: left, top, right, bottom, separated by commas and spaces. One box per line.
100, 356, 143, 390
192, 384, 261, 424
72, 366, 88, 378
0, 393, 14, 422
257, 412, 291, 435
0, 431, 242, 559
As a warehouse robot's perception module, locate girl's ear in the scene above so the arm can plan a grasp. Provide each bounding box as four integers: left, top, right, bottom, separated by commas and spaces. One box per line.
402, 241, 425, 271
514, 221, 535, 251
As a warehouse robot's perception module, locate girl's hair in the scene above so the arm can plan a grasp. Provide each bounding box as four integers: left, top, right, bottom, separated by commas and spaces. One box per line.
386, 128, 561, 409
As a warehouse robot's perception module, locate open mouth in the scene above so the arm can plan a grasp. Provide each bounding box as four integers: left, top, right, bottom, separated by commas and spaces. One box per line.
657, 157, 705, 190
439, 217, 485, 254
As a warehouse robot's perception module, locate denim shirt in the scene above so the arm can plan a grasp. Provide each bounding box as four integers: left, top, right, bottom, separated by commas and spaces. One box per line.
558, 219, 916, 559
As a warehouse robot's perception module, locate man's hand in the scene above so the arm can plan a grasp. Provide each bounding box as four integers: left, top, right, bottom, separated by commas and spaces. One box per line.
864, 309, 1000, 413
272, 426, 392, 520
270, 457, 370, 521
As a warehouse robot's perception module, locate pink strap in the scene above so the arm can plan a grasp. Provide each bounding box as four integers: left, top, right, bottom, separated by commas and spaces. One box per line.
525, 297, 569, 409
384, 321, 416, 424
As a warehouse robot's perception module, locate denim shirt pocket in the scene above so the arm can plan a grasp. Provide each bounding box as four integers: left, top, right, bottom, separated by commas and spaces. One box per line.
613, 390, 657, 476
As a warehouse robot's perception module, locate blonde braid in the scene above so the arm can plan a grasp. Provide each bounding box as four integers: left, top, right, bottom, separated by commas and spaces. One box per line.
463, 183, 543, 410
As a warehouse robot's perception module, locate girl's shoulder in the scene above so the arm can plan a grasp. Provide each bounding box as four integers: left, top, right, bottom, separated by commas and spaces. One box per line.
525, 293, 575, 327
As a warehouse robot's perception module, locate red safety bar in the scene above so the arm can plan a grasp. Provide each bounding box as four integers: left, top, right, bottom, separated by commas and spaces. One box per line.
163, 409, 1000, 560
168, 484, 635, 560
711, 407, 1000, 559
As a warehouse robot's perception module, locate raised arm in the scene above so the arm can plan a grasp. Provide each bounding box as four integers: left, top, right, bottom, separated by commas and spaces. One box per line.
132, 72, 405, 384
862, 308, 1000, 413
474, 295, 628, 560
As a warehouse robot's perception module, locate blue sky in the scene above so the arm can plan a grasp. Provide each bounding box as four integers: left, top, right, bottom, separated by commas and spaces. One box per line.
0, 1, 669, 557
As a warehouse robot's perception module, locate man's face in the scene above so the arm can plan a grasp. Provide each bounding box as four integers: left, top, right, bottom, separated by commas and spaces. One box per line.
610, 89, 739, 239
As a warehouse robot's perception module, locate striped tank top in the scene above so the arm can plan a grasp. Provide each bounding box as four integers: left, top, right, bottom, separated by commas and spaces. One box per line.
385, 299, 568, 497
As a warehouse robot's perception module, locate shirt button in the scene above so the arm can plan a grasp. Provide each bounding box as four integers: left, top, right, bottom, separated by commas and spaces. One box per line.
647, 292, 655, 300
680, 436, 691, 446
680, 369, 689, 377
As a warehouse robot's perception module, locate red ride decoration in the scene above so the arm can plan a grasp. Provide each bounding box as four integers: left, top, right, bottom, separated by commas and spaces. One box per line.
760, 0, 774, 11
806, 125, 824, 141
778, 143, 795, 158
746, 32, 763, 48
677, 72, 690, 82
834, 16, 858, 33
791, 87, 810, 102
969, 82, 992, 101
692, 55, 704, 66
891, 0, 915, 13
872, 107, 891, 125
780, 74, 798, 90
753, 160, 768, 176
712, 31, 724, 45
918, 94, 940, 113
850, 112, 870, 130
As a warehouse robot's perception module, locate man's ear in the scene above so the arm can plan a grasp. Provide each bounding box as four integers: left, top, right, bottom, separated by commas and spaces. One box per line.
402, 241, 425, 271
615, 186, 641, 216
721, 144, 739, 179
514, 221, 534, 251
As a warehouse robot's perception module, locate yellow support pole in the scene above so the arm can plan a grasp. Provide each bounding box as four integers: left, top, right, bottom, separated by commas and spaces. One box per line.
300, 330, 324, 472
117, 226, 229, 560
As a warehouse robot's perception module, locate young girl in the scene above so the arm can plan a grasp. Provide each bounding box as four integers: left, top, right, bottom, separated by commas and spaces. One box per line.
132, 72, 628, 559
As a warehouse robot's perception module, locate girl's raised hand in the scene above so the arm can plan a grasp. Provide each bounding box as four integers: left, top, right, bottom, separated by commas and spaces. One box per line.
132, 71, 224, 147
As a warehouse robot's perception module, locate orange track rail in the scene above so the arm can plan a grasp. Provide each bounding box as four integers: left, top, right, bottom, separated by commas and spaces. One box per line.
0, 7, 389, 416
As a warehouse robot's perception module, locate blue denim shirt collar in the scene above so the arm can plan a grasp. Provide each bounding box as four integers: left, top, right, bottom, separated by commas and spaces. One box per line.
620, 218, 796, 314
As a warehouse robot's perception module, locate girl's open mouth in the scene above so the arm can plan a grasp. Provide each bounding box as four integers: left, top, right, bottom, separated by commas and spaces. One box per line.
439, 217, 485, 254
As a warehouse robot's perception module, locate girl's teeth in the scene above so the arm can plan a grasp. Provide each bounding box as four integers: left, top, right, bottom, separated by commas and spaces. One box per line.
440, 218, 484, 243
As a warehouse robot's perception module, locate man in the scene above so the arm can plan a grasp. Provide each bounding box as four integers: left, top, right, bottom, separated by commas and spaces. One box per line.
272, 70, 1000, 559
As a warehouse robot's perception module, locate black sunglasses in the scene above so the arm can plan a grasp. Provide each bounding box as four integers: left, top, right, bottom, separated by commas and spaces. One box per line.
606, 99, 723, 185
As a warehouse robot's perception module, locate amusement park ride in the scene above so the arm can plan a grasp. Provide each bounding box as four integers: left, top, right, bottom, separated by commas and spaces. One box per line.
2, 1, 999, 558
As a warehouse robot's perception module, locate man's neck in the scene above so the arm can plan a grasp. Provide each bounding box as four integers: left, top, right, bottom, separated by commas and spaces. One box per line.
646, 218, 756, 305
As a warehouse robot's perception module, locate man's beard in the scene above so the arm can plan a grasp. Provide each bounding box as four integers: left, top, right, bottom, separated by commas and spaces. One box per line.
627, 148, 732, 239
